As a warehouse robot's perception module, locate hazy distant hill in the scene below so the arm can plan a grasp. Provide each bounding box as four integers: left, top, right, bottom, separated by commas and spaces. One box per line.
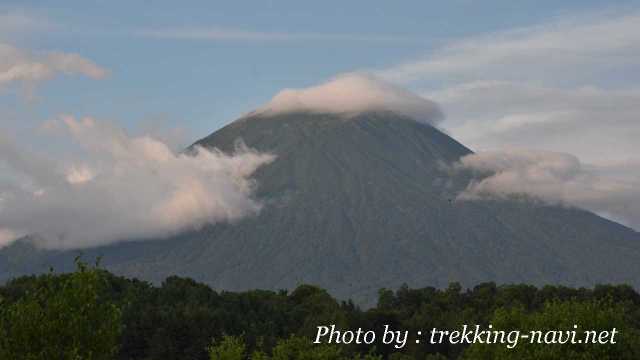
2, 111, 639, 305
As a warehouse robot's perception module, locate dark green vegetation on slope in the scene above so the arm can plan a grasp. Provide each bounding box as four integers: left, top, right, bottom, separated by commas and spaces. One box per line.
1, 111, 640, 305
1, 264, 639, 359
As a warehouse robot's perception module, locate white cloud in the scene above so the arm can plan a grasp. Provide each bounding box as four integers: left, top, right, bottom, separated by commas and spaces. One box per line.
372, 10, 640, 230
424, 81, 640, 163
374, 11, 640, 163
378, 12, 640, 84
374, 12, 640, 164
0, 43, 107, 95
139, 27, 404, 43
257, 73, 443, 125
0, 116, 274, 249
456, 150, 640, 230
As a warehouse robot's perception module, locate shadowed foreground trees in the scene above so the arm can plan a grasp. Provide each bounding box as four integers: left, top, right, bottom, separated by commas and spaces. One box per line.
0, 260, 121, 360
1, 264, 639, 359
462, 299, 640, 359
208, 334, 389, 360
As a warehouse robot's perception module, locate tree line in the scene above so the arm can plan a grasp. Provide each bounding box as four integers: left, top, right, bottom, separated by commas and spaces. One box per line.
1, 260, 639, 359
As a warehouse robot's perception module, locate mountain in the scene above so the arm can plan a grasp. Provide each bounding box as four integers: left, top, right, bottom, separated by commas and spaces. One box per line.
2, 110, 640, 305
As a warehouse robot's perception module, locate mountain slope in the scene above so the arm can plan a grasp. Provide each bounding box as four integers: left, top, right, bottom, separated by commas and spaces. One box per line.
2, 111, 640, 304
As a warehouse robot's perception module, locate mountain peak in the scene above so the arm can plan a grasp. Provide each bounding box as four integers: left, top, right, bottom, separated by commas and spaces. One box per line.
4, 105, 640, 306
253, 73, 444, 125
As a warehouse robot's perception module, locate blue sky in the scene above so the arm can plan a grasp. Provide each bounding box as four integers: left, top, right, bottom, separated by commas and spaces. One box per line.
3, 0, 639, 138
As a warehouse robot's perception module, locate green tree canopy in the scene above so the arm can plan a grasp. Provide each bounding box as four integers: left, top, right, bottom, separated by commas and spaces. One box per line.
463, 299, 640, 360
0, 259, 121, 360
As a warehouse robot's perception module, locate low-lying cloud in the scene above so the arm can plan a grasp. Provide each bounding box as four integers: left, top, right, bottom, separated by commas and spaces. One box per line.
456, 150, 640, 230
0, 116, 274, 249
257, 73, 443, 125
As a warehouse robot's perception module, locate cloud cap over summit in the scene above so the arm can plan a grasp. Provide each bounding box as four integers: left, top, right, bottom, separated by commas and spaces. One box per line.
257, 73, 444, 125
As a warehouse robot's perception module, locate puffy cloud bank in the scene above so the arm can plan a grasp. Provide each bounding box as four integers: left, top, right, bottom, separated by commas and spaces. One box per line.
0, 43, 107, 95
0, 116, 274, 249
456, 150, 640, 230
374, 10, 640, 231
258, 73, 443, 125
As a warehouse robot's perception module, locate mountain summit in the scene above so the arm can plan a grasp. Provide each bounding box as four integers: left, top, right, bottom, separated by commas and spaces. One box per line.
2, 82, 640, 304
252, 73, 444, 125
185, 110, 640, 303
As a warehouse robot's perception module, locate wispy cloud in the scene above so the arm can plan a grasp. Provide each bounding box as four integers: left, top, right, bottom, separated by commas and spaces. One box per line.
374, 10, 640, 230
139, 27, 406, 43
404, 11, 640, 165
0, 9, 105, 95
0, 43, 108, 96
378, 12, 640, 84
424, 81, 640, 163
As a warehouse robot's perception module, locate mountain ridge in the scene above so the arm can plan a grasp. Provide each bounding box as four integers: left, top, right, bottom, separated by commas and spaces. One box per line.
2, 110, 639, 305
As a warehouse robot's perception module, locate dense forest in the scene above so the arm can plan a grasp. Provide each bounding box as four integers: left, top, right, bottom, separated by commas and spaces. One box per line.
1, 260, 639, 359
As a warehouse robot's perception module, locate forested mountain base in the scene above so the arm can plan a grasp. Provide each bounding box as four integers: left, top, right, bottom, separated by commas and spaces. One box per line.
1, 262, 639, 359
